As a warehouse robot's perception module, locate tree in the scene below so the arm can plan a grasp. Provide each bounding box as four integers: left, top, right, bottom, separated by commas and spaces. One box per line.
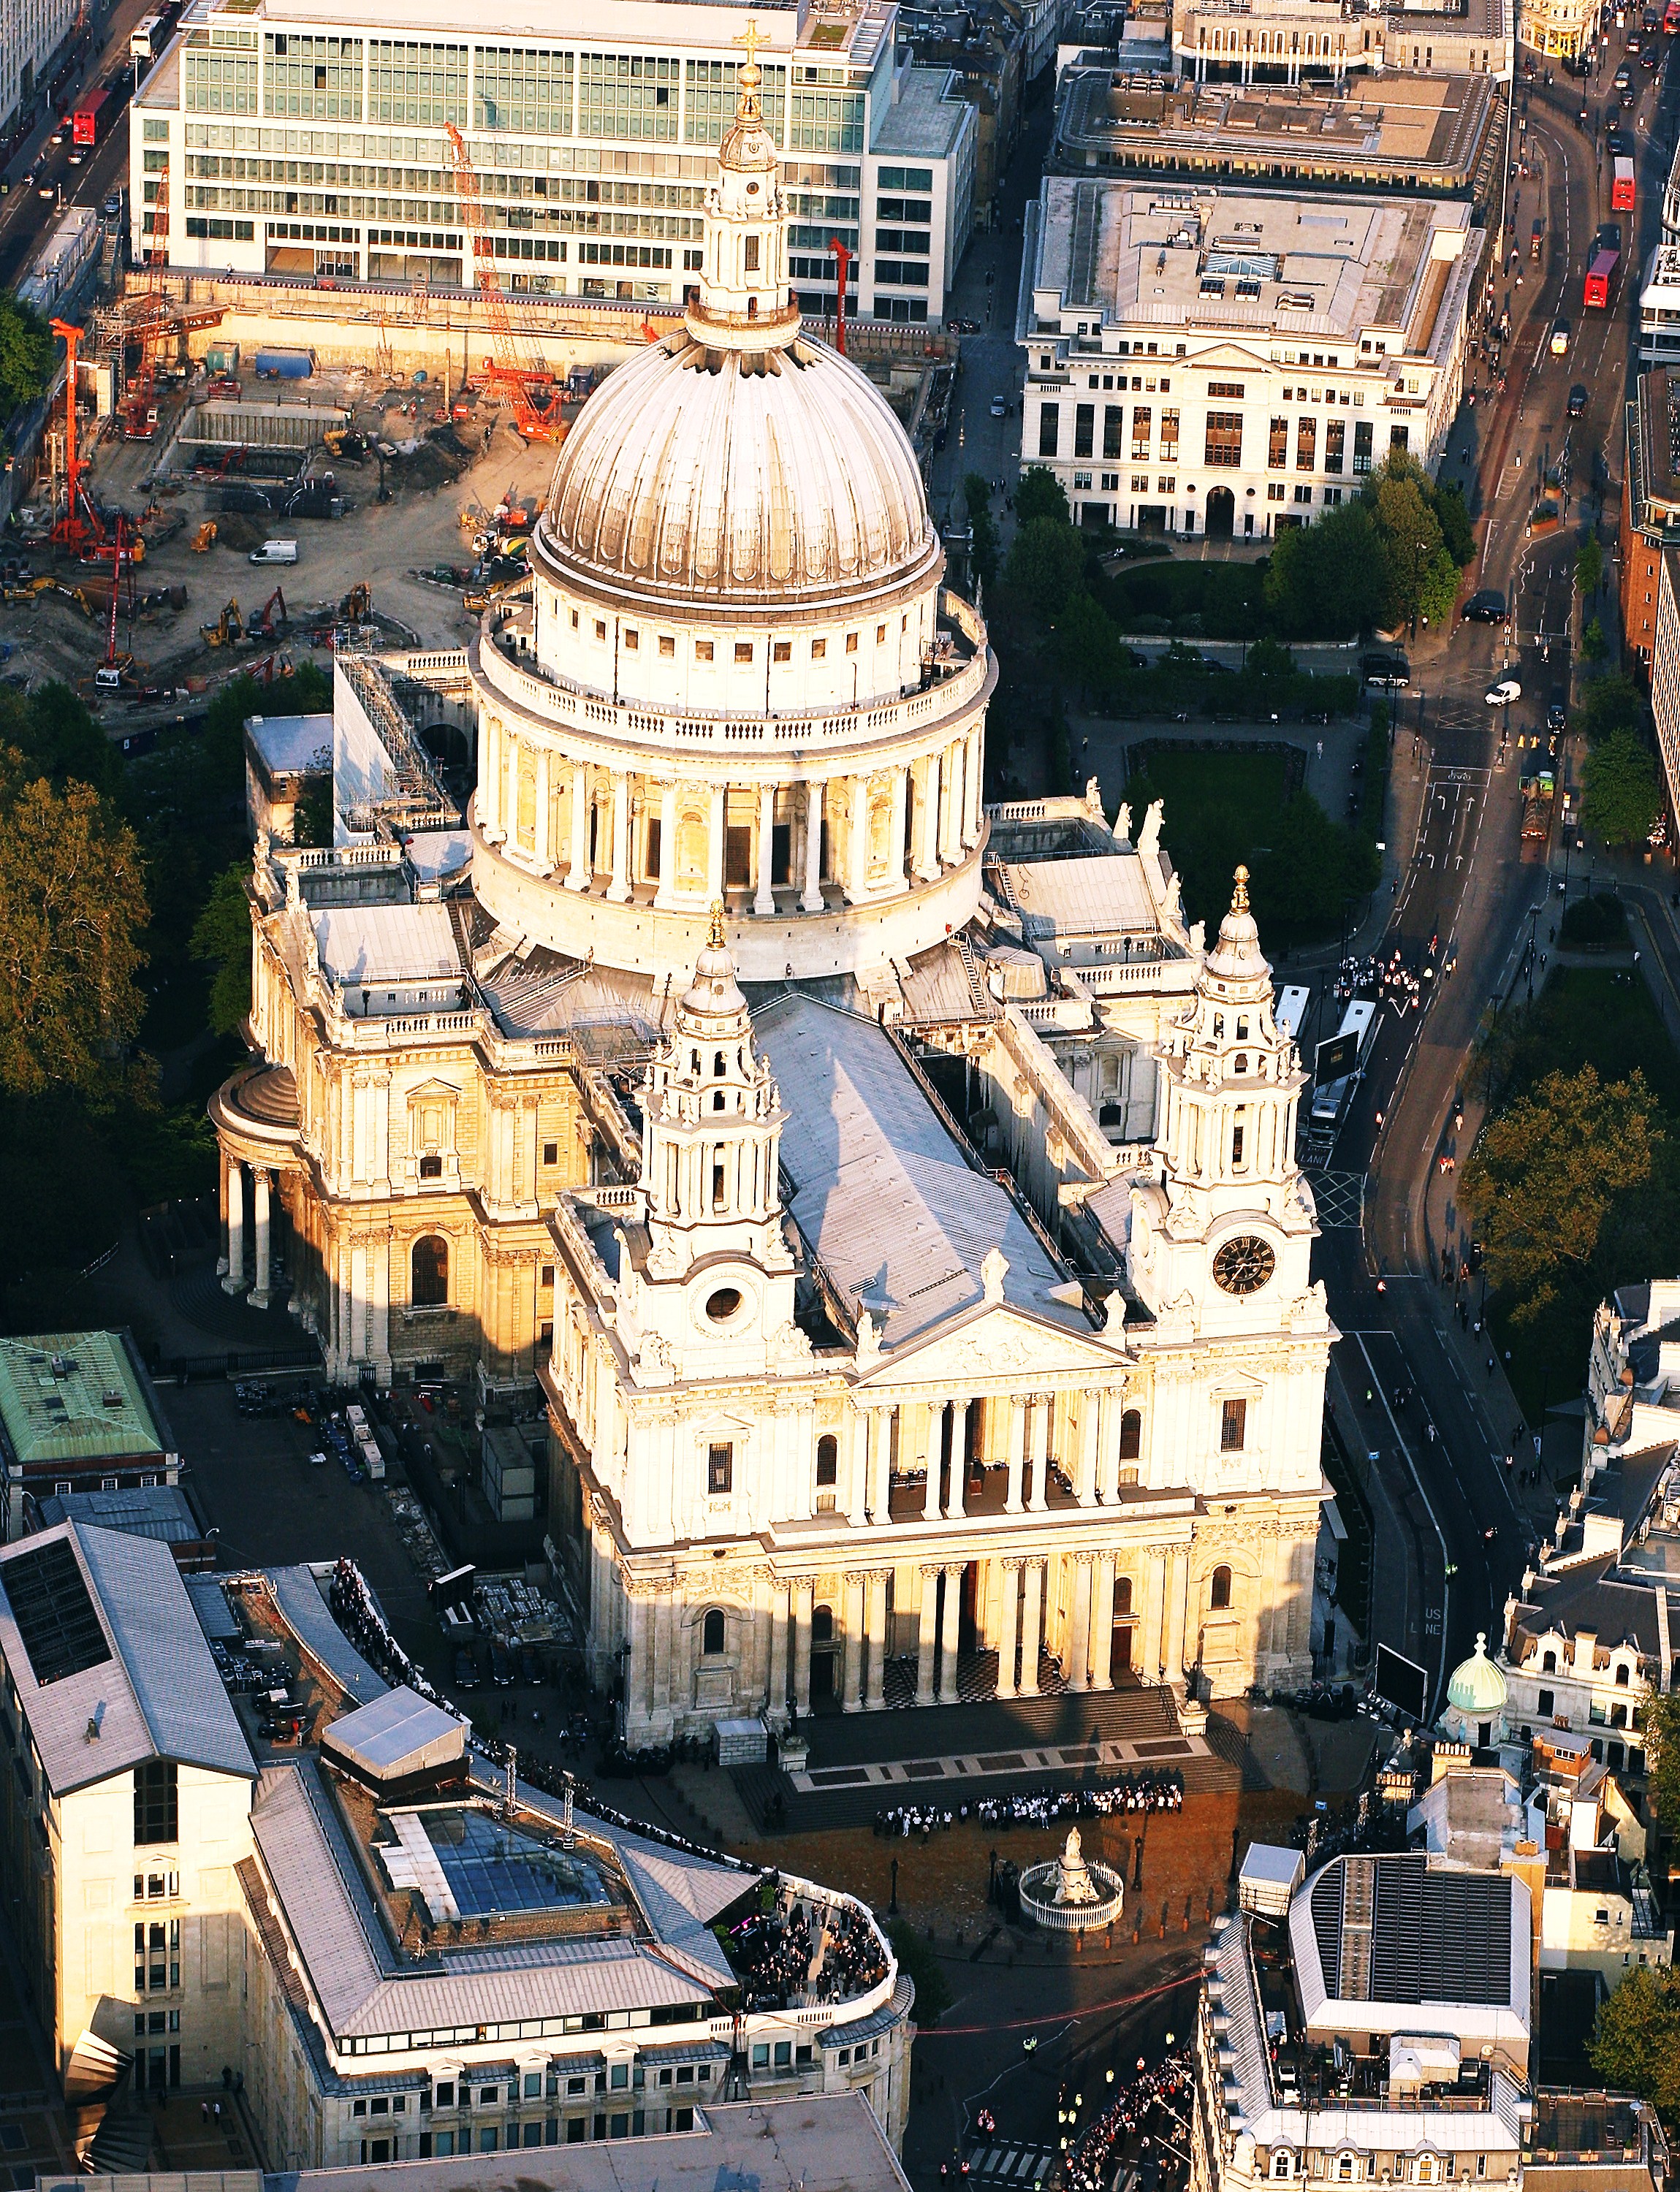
189, 862, 254, 1038
1581, 724, 1663, 847
1588, 1963, 1680, 2123
962, 472, 999, 601
1578, 673, 1643, 747
1054, 590, 1125, 695
0, 755, 149, 1099
1641, 1687, 1680, 1838
0, 295, 53, 419
1261, 503, 1390, 639
0, 681, 121, 798
1417, 544, 1461, 631
1364, 457, 1448, 632
292, 776, 335, 848
1576, 533, 1605, 598
1014, 468, 1070, 528
1006, 516, 1086, 617
1581, 615, 1608, 663
1432, 479, 1477, 569
1459, 1065, 1661, 1318
1252, 792, 1379, 934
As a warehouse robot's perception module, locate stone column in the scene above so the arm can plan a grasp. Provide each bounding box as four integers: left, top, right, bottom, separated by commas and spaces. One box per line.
1091, 1554, 1116, 1691
947, 1398, 969, 1520
801, 781, 825, 912
965, 728, 984, 845
1069, 1553, 1093, 1691
915, 1567, 940, 1705
626, 1594, 650, 1741
534, 745, 552, 870
864, 1573, 888, 1710
768, 1585, 791, 1722
753, 782, 777, 915
216, 1149, 230, 1276
1005, 1394, 1026, 1514
222, 1158, 246, 1294
478, 713, 501, 838
1019, 1559, 1044, 1697
607, 771, 631, 902
847, 1415, 869, 1529
654, 781, 679, 908
794, 1580, 814, 1714
1077, 1390, 1101, 1504
867, 1406, 892, 1521
842, 1572, 865, 1713
566, 763, 590, 888
938, 744, 957, 866
888, 766, 908, 887
1163, 1546, 1188, 1689
706, 782, 727, 905
846, 775, 871, 902
503, 728, 519, 850
335, 1242, 353, 1381
1028, 1393, 1051, 1512
1141, 1546, 1167, 1680
913, 754, 940, 880
923, 1403, 944, 1522
248, 1167, 273, 1308
995, 1559, 1022, 1700
938, 1560, 963, 1699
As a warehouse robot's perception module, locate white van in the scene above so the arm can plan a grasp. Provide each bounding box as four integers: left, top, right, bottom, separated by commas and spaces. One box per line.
249, 539, 298, 565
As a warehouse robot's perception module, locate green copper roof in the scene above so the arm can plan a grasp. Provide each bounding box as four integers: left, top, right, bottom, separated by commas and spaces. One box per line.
0, 1333, 165, 1469
1446, 1632, 1509, 1716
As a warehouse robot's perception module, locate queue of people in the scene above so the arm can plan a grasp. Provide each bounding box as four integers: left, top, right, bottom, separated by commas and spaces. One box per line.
873, 1770, 1184, 1840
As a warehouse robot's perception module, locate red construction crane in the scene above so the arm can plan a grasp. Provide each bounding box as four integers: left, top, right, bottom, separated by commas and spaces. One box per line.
121, 156, 171, 439
49, 318, 104, 552
444, 123, 558, 443
829, 237, 853, 357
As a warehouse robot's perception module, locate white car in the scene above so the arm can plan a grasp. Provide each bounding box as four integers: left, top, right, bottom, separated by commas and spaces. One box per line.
1485, 678, 1521, 704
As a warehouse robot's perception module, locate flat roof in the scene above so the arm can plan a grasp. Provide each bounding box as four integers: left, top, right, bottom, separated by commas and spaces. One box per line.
871, 64, 972, 159
37, 1484, 204, 1545
0, 1523, 254, 1797
53, 2093, 912, 2192
322, 1685, 466, 1777
0, 1331, 168, 1469
314, 903, 462, 988
992, 848, 1160, 937
246, 710, 333, 780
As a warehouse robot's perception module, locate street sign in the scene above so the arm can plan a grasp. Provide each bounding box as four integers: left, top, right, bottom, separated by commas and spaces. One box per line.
1315, 1030, 1360, 1084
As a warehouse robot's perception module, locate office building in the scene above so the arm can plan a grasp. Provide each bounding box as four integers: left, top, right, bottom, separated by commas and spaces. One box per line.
1622, 369, 1680, 670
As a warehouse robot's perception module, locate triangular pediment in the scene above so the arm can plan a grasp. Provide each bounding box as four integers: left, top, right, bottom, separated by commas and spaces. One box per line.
856, 1301, 1127, 1392
1188, 340, 1273, 374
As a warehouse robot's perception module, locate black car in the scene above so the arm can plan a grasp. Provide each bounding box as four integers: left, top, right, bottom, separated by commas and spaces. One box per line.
1463, 589, 1506, 623
1609, 127, 1635, 153
1568, 382, 1589, 416
1596, 221, 1623, 254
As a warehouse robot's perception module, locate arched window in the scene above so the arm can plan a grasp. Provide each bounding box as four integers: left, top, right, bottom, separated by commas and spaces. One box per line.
816, 1434, 838, 1487
1210, 1564, 1233, 1612
702, 1609, 726, 1656
1120, 1409, 1142, 1461
812, 1604, 834, 1644
1114, 1575, 1133, 1617
1615, 1662, 1631, 1686
1542, 1651, 1558, 1673
411, 1235, 448, 1307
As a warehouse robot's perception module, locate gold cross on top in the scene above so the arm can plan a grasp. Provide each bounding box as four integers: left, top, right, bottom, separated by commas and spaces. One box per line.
734, 15, 763, 82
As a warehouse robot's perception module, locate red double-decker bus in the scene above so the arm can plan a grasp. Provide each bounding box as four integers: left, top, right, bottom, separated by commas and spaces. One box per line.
1584, 246, 1620, 307
1612, 156, 1636, 210
70, 84, 113, 146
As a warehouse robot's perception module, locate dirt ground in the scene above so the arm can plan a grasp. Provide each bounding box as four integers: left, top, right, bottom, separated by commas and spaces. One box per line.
3, 370, 558, 708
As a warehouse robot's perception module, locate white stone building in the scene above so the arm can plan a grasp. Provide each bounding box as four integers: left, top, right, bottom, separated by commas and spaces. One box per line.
212, 56, 1335, 1737
1018, 176, 1481, 536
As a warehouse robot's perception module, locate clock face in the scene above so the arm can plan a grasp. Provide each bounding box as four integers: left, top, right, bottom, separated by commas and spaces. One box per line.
1212, 1235, 1275, 1297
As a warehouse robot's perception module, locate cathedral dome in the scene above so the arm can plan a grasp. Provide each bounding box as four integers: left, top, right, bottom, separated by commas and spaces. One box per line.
1445, 1633, 1508, 1718
536, 326, 936, 609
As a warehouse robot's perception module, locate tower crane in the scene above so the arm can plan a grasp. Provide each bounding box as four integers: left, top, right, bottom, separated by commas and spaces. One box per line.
443, 123, 559, 443
121, 158, 171, 439
49, 319, 104, 552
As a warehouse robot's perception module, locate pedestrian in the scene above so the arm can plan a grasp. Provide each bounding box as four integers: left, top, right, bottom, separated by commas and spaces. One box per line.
1487, 1355, 1496, 1377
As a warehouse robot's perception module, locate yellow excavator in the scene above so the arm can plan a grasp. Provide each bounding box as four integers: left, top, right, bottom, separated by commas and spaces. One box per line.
201, 598, 243, 647
191, 520, 218, 552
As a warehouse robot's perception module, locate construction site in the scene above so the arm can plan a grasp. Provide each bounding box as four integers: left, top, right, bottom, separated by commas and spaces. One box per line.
0, 114, 957, 744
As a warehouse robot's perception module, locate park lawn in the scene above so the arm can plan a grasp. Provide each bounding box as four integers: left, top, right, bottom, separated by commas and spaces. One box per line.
1486, 966, 1680, 1420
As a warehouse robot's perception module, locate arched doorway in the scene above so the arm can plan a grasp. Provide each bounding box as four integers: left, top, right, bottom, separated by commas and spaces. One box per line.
1205, 486, 1235, 541
1112, 1573, 1135, 1674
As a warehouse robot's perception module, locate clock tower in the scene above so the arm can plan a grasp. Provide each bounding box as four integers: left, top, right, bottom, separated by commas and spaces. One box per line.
1125, 867, 1321, 1339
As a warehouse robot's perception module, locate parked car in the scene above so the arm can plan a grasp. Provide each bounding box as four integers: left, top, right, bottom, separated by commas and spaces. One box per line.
989, 395, 1008, 417
454, 1650, 480, 1691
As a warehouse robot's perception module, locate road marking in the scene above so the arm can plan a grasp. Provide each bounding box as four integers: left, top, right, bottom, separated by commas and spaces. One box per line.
1352, 1332, 1451, 1716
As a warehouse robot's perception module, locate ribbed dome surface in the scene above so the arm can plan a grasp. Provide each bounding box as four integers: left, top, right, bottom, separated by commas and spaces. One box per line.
539, 330, 937, 605
1445, 1633, 1508, 1716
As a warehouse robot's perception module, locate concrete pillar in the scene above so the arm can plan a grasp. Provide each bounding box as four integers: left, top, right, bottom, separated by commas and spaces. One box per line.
249, 1167, 273, 1308
1029, 1393, 1051, 1513
223, 1158, 246, 1293
607, 771, 631, 902
566, 763, 590, 888
842, 1572, 865, 1713
1091, 1553, 1116, 1691
1069, 1554, 1093, 1691
915, 1568, 939, 1705
1006, 1394, 1026, 1514
995, 1559, 1021, 1700
794, 1580, 813, 1715
846, 775, 871, 902
534, 744, 552, 870
864, 1572, 888, 1710
1019, 1559, 1044, 1697
655, 780, 678, 908
938, 1560, 963, 1699
888, 765, 908, 886
914, 754, 940, 880
706, 782, 726, 905
801, 781, 825, 911
767, 1585, 790, 1722
923, 1402, 943, 1522
754, 781, 776, 915
947, 1398, 969, 1519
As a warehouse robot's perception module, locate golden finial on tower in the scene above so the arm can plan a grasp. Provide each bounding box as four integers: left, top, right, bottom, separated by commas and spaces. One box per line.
707, 900, 728, 950
1231, 864, 1250, 916
734, 15, 764, 99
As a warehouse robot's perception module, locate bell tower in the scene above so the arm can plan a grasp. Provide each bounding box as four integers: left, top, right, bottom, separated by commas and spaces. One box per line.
1125, 868, 1319, 1331
685, 17, 800, 349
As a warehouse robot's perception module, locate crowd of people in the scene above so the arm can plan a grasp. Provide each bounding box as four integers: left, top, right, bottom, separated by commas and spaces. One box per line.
1331, 950, 1421, 1018
730, 1893, 888, 2009
873, 1770, 1183, 1840
1058, 2050, 1194, 2192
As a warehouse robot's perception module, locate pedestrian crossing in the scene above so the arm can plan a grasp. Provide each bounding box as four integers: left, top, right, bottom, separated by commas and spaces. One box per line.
968, 2144, 1056, 2185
